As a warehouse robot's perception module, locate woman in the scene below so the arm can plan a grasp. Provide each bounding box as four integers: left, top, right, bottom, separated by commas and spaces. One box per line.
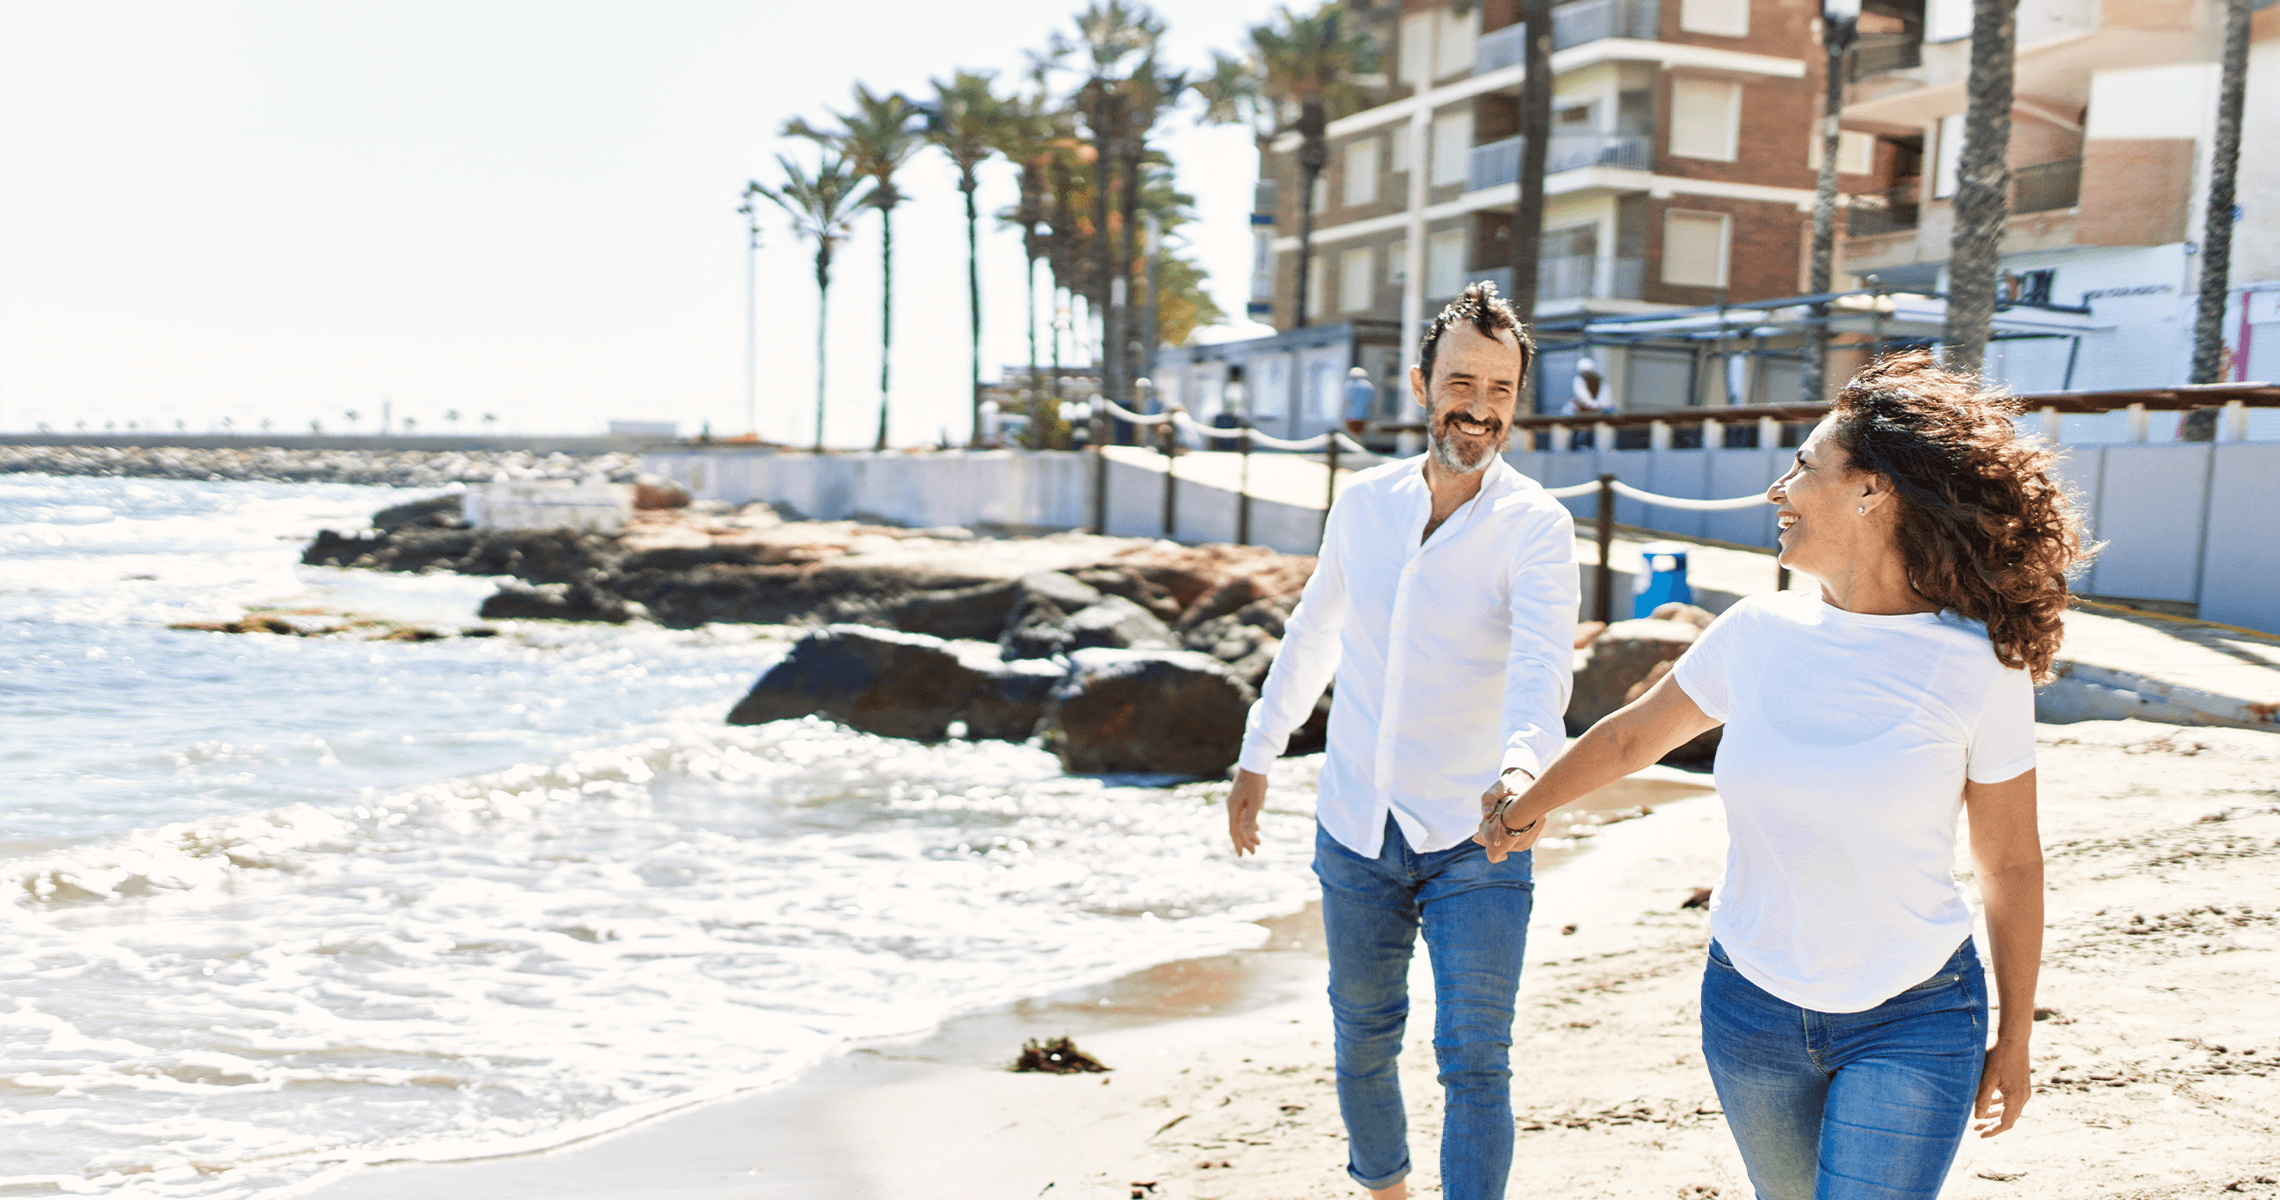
1478, 352, 2087, 1198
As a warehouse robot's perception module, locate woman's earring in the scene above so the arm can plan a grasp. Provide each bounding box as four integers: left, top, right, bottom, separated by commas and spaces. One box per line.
1856, 506, 1866, 514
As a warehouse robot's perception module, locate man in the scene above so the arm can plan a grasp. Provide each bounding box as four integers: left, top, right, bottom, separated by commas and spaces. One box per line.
1227, 283, 1579, 1200
1342, 366, 1377, 436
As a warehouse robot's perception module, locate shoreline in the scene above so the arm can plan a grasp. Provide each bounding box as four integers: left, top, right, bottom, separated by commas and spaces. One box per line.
292, 722, 2280, 1199
290, 768, 1717, 1200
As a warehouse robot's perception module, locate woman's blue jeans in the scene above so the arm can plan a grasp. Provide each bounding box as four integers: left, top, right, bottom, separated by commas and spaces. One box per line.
1701, 938, 1988, 1200
1314, 816, 1533, 1198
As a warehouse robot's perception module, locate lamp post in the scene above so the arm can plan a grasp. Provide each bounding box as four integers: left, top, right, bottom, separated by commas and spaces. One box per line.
1803, 0, 1861, 404
736, 187, 764, 438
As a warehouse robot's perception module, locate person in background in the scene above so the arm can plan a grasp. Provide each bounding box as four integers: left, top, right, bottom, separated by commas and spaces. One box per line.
1215, 365, 1250, 451
1343, 366, 1376, 437
1478, 350, 2085, 1199
1564, 356, 1613, 416
1228, 282, 1578, 1200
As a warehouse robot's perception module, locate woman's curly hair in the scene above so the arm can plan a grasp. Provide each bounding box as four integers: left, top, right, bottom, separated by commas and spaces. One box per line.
1829, 351, 2094, 683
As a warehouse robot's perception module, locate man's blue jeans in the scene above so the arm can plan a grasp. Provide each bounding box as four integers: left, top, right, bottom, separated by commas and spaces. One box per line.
1701, 938, 1988, 1200
1314, 816, 1534, 1198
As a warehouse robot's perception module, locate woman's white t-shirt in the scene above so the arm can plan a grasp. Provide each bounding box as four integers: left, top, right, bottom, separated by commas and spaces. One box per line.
1671, 592, 2038, 1013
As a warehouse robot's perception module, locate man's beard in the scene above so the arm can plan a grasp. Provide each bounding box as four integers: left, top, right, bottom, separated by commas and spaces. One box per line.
1427, 410, 1511, 475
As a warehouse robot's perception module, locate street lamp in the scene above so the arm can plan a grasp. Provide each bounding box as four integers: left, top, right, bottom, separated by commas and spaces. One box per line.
737, 186, 765, 439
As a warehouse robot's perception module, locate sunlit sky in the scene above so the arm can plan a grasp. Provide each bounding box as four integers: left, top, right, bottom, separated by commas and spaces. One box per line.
0, 0, 1277, 446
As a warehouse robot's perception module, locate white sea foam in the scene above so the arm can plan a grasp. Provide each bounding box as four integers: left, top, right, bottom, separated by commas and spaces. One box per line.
0, 476, 1323, 1198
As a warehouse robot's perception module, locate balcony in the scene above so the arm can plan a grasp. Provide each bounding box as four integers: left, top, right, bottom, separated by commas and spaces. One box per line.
1846, 184, 1920, 236
2012, 158, 2081, 214
1475, 0, 1664, 73
1845, 32, 1922, 80
1442, 256, 1647, 303
1467, 132, 1653, 191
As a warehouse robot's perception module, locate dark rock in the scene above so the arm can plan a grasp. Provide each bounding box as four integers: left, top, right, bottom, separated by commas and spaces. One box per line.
633, 476, 691, 509
478, 581, 638, 623
726, 625, 1060, 741
887, 579, 1022, 641
301, 529, 391, 568
1568, 618, 1720, 764
1000, 572, 1177, 660
1066, 565, 1182, 622
616, 562, 1009, 630
372, 493, 465, 532
1042, 649, 1255, 777
303, 526, 614, 583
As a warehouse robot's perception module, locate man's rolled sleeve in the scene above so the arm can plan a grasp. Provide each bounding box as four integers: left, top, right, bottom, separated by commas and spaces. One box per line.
1497, 507, 1580, 780
1236, 509, 1348, 776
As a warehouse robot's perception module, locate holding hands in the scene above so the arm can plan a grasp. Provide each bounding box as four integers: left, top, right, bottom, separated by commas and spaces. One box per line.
1474, 768, 1543, 863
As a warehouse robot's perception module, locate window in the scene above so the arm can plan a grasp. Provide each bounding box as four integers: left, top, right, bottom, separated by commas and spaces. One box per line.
1344, 138, 1380, 207
1306, 255, 1326, 318
1387, 238, 1408, 284
1668, 79, 1741, 161
1340, 247, 1375, 312
1399, 11, 1433, 85
1431, 111, 1473, 187
1808, 129, 1878, 174
1679, 0, 1749, 36
1662, 210, 1730, 287
1435, 6, 1479, 80
1933, 112, 1964, 199
1391, 123, 1413, 172
1926, 0, 1971, 41
1427, 229, 1468, 297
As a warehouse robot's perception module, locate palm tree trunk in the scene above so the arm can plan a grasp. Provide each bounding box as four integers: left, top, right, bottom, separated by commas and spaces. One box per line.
1118, 137, 1146, 425
963, 179, 983, 446
814, 247, 833, 454
2191, 0, 2250, 384
1293, 97, 1327, 330
1805, 12, 1856, 402
1941, 0, 2018, 377
1026, 253, 1045, 449
1508, 0, 1553, 328
876, 205, 894, 451
1091, 87, 1121, 436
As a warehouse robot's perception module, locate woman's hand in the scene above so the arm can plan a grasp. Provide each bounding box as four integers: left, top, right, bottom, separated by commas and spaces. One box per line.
1474, 769, 1543, 863
1973, 1035, 2033, 1136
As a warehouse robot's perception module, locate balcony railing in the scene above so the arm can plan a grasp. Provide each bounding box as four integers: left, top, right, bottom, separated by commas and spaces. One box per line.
1845, 32, 1922, 79
1467, 132, 1653, 191
1846, 185, 1920, 237
2013, 158, 2081, 214
1475, 0, 1664, 73
1438, 256, 1647, 302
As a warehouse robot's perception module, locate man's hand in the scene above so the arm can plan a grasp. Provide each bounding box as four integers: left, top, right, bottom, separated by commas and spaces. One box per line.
1473, 768, 1543, 863
1227, 769, 1268, 856
1973, 1036, 2033, 1137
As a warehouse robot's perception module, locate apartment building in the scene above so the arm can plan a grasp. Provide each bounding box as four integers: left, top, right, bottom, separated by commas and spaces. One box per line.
1835, 0, 2280, 392
1249, 0, 1831, 417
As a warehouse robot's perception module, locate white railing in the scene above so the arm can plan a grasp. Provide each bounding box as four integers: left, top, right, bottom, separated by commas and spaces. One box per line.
1474, 0, 1664, 72
1467, 133, 1652, 191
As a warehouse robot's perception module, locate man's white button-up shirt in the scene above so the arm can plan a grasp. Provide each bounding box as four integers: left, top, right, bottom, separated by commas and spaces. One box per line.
1237, 454, 1580, 858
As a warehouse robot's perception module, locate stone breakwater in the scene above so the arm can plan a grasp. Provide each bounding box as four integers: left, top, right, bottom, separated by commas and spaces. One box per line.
0, 444, 641, 487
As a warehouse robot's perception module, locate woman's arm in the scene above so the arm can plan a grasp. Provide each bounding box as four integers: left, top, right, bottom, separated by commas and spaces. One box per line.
1475, 671, 1721, 862
1965, 768, 2043, 1137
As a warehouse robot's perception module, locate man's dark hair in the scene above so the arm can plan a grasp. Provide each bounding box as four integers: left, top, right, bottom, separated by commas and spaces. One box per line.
1416, 281, 1534, 395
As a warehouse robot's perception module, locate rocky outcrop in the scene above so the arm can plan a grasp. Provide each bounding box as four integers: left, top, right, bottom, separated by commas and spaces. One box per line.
726, 626, 1062, 741
1569, 616, 1721, 764
999, 572, 1178, 660
303, 526, 616, 583
1041, 649, 1256, 777
477, 581, 640, 623
372, 493, 465, 532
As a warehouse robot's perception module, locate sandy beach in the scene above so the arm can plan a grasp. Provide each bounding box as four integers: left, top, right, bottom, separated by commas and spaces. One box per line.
299, 717, 2279, 1200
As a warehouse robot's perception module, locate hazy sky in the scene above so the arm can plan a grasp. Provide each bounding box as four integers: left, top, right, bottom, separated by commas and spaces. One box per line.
0, 0, 1276, 446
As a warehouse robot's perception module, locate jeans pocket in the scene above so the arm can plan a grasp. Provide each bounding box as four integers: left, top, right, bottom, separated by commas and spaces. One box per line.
1705, 939, 1738, 973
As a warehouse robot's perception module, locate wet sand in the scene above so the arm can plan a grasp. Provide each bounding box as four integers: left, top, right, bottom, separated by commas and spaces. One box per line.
294, 722, 2280, 1199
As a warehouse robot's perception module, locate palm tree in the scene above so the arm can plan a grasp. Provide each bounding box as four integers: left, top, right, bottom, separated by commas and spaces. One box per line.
1115, 56, 1189, 397
1941, 0, 2019, 376
1509, 0, 1552, 324
924, 69, 1007, 447
2191, 0, 2251, 384
787, 85, 926, 450
1211, 4, 1379, 330
988, 77, 1064, 448
750, 152, 873, 453
1803, 1, 1858, 403
1063, 2, 1169, 417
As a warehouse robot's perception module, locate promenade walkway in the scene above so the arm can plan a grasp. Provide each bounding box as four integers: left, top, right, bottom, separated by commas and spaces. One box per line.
1103, 445, 2279, 734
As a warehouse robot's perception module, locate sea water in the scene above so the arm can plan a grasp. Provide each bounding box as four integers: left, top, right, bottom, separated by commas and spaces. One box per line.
0, 475, 1320, 1198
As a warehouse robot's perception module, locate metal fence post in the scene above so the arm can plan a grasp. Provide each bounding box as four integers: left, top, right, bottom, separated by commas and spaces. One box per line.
1594, 473, 1616, 625
1236, 422, 1253, 546
1321, 435, 1341, 550
1160, 418, 1178, 539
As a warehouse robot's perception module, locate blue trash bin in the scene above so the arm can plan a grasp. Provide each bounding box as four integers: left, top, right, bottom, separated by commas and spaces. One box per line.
1632, 541, 1692, 617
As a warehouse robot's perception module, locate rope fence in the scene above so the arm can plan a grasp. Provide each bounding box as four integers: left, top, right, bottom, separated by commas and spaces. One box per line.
1086, 409, 1779, 615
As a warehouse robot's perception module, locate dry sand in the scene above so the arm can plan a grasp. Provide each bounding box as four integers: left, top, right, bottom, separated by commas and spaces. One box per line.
300, 719, 2278, 1200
